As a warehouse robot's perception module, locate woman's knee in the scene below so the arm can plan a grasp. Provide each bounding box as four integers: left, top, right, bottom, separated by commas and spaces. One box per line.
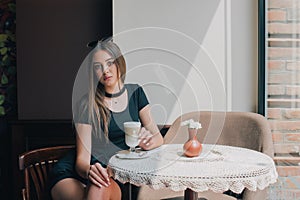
51, 178, 85, 200
109, 178, 122, 200
87, 178, 121, 200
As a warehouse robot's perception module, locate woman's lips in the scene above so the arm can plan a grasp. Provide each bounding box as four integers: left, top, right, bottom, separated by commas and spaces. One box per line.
104, 76, 112, 81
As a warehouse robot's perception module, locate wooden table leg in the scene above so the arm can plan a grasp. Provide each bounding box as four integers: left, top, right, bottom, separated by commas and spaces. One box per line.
184, 188, 198, 200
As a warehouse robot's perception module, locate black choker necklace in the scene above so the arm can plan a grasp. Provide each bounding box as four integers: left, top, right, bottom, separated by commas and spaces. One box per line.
105, 86, 126, 98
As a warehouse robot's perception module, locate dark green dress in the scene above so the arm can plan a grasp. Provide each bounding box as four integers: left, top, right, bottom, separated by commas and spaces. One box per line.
49, 84, 149, 199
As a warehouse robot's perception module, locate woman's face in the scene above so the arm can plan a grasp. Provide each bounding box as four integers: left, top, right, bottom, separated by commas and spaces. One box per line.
93, 50, 120, 90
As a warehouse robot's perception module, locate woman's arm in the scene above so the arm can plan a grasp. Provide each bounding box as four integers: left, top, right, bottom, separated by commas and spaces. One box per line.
138, 105, 164, 150
75, 123, 110, 188
75, 123, 92, 179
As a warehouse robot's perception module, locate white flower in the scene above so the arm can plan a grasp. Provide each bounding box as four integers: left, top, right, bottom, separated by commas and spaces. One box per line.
180, 119, 202, 129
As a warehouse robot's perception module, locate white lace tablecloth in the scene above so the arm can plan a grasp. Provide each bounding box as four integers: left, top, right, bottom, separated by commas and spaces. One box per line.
108, 144, 278, 194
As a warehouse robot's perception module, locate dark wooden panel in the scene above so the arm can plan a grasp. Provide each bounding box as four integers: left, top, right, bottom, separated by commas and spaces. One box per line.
0, 118, 10, 200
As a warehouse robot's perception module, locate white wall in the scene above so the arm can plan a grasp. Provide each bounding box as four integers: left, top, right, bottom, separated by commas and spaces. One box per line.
113, 0, 257, 124
231, 0, 258, 112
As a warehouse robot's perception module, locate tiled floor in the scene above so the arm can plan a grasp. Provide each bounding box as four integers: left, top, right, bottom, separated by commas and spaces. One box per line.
268, 177, 300, 200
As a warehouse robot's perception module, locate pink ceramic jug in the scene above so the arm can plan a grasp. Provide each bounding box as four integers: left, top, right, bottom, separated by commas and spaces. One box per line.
183, 128, 202, 157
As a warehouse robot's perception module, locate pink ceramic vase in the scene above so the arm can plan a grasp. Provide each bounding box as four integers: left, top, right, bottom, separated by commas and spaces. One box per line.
183, 128, 202, 157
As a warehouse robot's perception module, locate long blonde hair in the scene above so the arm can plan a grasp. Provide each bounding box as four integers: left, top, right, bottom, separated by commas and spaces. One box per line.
88, 40, 126, 138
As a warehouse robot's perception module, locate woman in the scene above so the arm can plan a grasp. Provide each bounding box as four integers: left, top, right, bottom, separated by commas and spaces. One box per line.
50, 40, 164, 200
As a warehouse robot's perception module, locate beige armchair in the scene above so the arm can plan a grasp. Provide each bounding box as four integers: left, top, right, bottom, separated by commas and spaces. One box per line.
139, 111, 274, 200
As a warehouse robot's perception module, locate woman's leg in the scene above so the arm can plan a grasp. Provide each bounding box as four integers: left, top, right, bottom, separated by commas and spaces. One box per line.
86, 178, 121, 200
51, 178, 85, 200
118, 183, 140, 200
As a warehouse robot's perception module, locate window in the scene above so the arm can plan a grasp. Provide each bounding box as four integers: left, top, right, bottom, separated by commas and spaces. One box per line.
260, 0, 300, 198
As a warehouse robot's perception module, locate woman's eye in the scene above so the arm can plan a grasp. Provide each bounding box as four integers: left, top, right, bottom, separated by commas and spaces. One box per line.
107, 61, 114, 67
94, 64, 103, 71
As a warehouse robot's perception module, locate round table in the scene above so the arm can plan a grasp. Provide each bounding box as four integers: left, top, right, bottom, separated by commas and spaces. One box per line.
108, 144, 278, 200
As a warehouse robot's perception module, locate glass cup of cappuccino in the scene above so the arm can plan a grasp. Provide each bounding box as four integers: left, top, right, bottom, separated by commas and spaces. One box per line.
124, 121, 141, 153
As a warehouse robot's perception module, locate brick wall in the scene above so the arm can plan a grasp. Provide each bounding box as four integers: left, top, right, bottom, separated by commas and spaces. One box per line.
268, 0, 300, 154
267, 0, 300, 198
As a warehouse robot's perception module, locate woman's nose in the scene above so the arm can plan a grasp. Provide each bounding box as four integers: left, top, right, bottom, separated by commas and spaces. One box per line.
102, 65, 109, 73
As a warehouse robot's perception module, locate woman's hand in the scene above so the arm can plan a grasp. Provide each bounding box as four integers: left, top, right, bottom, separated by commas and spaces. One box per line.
138, 127, 155, 150
88, 163, 111, 188
138, 105, 164, 150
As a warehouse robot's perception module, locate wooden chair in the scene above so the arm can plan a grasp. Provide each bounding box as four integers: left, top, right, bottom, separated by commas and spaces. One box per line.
19, 145, 75, 200
139, 111, 274, 200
